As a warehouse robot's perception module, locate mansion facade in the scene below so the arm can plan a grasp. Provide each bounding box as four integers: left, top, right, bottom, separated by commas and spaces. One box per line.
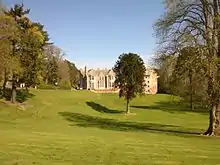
79, 65, 158, 94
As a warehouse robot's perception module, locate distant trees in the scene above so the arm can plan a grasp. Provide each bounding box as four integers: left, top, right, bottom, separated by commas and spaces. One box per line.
3, 4, 50, 102
113, 53, 146, 113
66, 60, 80, 88
155, 47, 207, 109
42, 44, 61, 85
0, 3, 80, 102
41, 44, 80, 89
154, 0, 220, 135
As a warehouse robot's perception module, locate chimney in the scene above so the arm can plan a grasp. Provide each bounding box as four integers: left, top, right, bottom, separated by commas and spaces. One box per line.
84, 66, 87, 76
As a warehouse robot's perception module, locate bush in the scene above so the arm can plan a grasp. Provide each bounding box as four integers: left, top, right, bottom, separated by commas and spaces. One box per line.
1, 88, 34, 103
37, 84, 57, 90
38, 82, 71, 90
3, 88, 12, 101
16, 89, 29, 103
58, 81, 71, 90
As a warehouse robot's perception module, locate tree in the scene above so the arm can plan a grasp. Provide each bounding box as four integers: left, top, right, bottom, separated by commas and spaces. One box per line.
155, 0, 220, 135
0, 3, 49, 102
42, 44, 60, 85
171, 46, 207, 109
19, 22, 49, 87
5, 4, 49, 88
153, 53, 177, 94
0, 13, 21, 102
66, 60, 80, 88
58, 58, 71, 89
113, 53, 146, 114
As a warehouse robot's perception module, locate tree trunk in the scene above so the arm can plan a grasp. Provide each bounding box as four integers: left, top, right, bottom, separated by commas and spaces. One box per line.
126, 98, 130, 114
189, 70, 193, 110
214, 104, 220, 136
204, 106, 215, 136
11, 74, 16, 103
204, 103, 220, 136
11, 87, 16, 103
3, 68, 7, 95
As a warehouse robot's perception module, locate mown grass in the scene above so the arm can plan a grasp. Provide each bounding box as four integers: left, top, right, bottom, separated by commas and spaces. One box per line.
0, 90, 220, 165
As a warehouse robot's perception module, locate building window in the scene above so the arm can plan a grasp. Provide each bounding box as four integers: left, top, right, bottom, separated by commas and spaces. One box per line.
99, 80, 104, 88
148, 85, 150, 88
91, 76, 94, 80
147, 81, 149, 84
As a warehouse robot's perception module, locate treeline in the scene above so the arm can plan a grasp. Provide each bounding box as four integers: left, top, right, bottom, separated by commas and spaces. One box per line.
155, 47, 207, 109
0, 4, 80, 102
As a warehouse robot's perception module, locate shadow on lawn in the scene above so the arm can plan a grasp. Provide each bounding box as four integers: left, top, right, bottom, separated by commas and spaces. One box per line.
131, 101, 208, 115
86, 101, 124, 114
59, 111, 200, 136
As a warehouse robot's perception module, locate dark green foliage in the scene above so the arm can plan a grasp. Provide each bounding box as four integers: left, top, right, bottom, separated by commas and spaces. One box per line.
3, 88, 12, 101
1, 88, 33, 103
16, 89, 34, 103
113, 53, 146, 113
4, 4, 30, 19
65, 60, 80, 88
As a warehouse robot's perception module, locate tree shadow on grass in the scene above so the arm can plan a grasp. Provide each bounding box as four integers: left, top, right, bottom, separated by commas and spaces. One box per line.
86, 101, 124, 114
59, 112, 201, 137
131, 101, 208, 115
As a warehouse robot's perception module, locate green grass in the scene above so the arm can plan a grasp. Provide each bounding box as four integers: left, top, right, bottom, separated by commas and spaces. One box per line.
0, 90, 220, 165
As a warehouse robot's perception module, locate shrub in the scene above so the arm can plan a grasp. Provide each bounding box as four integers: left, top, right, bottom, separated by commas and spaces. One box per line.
37, 84, 57, 90
58, 81, 71, 90
16, 89, 29, 103
1, 88, 34, 103
3, 88, 12, 101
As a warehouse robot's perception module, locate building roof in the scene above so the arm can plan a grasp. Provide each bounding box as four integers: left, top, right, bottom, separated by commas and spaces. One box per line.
87, 68, 115, 76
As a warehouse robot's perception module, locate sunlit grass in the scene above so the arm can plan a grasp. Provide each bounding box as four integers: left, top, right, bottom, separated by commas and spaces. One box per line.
0, 90, 219, 165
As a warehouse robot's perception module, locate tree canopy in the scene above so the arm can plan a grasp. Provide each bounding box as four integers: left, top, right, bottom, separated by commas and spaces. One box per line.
113, 53, 146, 113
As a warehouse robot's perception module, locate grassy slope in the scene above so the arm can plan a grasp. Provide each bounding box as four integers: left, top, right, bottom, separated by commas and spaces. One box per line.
0, 90, 219, 165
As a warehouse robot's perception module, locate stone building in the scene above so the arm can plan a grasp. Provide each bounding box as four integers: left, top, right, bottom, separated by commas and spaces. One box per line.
79, 67, 116, 92
144, 65, 158, 94
79, 65, 158, 94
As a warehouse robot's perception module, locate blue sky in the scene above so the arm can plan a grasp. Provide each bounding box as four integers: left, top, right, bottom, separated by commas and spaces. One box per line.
4, 0, 164, 69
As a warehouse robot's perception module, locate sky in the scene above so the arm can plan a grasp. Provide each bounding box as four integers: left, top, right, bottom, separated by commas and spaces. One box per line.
4, 0, 164, 69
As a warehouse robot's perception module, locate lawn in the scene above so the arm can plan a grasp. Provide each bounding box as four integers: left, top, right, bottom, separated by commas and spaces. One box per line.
0, 90, 220, 165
